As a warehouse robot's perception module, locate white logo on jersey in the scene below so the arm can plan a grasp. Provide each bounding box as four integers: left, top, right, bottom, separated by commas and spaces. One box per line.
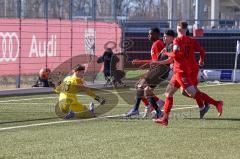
173, 45, 179, 51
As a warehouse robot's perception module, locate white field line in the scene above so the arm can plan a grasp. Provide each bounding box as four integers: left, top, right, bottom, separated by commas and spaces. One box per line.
0, 82, 236, 103
0, 103, 52, 105
0, 103, 128, 106
0, 105, 198, 131
0, 97, 58, 103
0, 102, 196, 108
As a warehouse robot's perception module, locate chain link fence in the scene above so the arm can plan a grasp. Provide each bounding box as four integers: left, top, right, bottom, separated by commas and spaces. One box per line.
0, 0, 124, 89
0, 0, 240, 89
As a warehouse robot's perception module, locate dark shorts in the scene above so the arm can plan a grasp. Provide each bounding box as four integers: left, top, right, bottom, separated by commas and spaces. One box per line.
144, 64, 170, 88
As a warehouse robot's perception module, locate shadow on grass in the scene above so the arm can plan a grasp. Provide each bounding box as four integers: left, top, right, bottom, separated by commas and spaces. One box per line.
173, 125, 240, 131
194, 127, 240, 130
186, 117, 240, 122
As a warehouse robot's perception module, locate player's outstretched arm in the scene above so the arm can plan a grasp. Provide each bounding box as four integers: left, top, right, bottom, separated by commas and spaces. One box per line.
84, 87, 97, 98
162, 47, 176, 58
154, 57, 173, 65
84, 87, 106, 105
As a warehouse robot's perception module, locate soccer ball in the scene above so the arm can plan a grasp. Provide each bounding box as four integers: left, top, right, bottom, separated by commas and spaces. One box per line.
150, 110, 157, 118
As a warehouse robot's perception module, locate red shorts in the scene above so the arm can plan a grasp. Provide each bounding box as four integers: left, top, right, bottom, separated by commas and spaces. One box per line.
170, 72, 192, 89
189, 68, 199, 86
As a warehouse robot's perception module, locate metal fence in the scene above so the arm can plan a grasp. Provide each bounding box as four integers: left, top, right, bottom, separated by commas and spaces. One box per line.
0, 0, 240, 89
0, 0, 240, 25
121, 19, 240, 69
0, 19, 121, 89
120, 19, 240, 82
0, 0, 127, 89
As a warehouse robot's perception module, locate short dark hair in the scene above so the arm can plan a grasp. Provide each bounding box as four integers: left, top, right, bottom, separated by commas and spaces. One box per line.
177, 21, 188, 29
103, 48, 113, 56
150, 27, 160, 34
164, 29, 175, 37
105, 48, 113, 53
72, 64, 85, 71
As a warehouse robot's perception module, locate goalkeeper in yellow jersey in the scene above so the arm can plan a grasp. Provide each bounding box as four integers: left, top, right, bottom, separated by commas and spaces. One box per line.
55, 64, 106, 119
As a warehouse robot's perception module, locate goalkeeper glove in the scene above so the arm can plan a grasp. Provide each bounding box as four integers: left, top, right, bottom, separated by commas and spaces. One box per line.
95, 96, 106, 105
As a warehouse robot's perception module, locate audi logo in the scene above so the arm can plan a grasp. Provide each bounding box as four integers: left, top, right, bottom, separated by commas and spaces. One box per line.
0, 32, 19, 62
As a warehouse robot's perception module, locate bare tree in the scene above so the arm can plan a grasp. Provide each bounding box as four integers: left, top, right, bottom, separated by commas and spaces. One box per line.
72, 0, 91, 17
0, 0, 169, 20
23, 0, 44, 18
115, 0, 134, 17
96, 0, 112, 17
0, 0, 18, 18
48, 0, 63, 18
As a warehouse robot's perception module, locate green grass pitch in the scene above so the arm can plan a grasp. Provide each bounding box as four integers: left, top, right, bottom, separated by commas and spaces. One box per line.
0, 83, 239, 159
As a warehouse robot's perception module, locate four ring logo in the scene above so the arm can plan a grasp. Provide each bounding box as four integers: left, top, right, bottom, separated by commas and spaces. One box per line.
0, 32, 19, 62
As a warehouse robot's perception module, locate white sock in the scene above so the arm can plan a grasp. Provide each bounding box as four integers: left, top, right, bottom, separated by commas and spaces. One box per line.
199, 105, 205, 111
156, 99, 164, 108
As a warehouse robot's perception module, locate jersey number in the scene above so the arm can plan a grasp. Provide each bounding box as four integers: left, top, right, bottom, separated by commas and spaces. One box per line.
63, 81, 71, 92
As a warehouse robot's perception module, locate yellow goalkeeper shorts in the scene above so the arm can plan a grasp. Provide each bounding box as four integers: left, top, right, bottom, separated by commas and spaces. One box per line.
58, 98, 94, 118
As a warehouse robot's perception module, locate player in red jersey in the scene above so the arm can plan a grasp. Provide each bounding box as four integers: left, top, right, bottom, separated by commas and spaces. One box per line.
150, 29, 165, 61
154, 21, 223, 126
155, 30, 209, 118
126, 28, 165, 118
178, 23, 223, 119
179, 27, 208, 118
179, 32, 211, 118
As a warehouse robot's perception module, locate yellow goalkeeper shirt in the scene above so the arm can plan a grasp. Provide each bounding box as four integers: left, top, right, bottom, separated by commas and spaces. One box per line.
59, 74, 96, 101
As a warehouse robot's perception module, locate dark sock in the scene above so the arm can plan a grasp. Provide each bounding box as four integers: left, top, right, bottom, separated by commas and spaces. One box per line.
147, 97, 159, 114
133, 97, 141, 110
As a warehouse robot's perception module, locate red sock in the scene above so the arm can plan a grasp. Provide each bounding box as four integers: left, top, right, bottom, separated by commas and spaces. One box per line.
153, 96, 159, 102
141, 97, 149, 106
201, 92, 218, 106
195, 97, 204, 109
194, 91, 204, 107
164, 97, 173, 116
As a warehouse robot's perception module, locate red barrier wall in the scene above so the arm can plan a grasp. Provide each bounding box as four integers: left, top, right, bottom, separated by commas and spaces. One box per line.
0, 19, 121, 75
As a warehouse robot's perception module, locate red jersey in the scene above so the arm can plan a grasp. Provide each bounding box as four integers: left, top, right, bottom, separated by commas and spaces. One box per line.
165, 35, 205, 74
188, 38, 205, 72
151, 40, 164, 61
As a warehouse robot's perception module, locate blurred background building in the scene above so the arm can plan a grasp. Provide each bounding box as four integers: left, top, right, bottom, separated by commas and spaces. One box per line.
0, 0, 239, 28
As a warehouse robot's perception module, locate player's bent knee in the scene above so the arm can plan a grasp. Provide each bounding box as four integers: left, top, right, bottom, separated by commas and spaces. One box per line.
136, 88, 144, 97
58, 100, 70, 114
59, 104, 69, 114
135, 78, 147, 89
185, 86, 197, 97
165, 84, 177, 97
144, 86, 154, 97
181, 89, 191, 98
